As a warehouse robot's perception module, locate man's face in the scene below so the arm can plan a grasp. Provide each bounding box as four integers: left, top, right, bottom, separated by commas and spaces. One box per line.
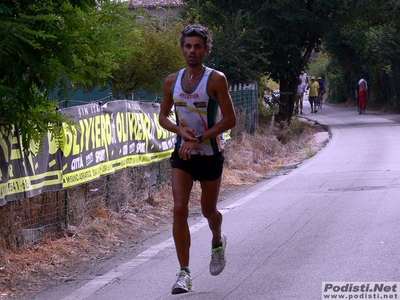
181, 36, 209, 67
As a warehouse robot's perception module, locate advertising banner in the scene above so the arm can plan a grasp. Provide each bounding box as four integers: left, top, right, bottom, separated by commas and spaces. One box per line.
0, 100, 176, 205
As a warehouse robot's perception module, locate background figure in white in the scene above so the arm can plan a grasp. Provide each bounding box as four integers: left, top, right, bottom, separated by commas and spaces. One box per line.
300, 71, 308, 95
294, 77, 306, 114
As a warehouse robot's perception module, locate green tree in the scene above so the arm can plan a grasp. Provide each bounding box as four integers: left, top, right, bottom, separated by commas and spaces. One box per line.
0, 0, 139, 152
180, 0, 343, 123
109, 17, 185, 99
323, 0, 400, 106
180, 1, 267, 84
367, 25, 400, 105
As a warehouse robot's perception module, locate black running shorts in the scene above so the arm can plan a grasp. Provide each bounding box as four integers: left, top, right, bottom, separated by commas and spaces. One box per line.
170, 150, 224, 181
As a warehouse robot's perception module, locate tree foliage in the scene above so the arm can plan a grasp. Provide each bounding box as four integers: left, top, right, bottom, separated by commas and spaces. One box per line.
108, 16, 185, 98
180, 0, 269, 84
180, 0, 348, 122
0, 0, 139, 151
312, 0, 400, 106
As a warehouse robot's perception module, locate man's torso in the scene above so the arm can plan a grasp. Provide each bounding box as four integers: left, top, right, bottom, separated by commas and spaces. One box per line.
172, 67, 224, 155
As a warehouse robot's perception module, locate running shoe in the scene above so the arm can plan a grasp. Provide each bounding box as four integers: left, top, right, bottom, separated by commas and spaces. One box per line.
209, 233, 227, 276
171, 270, 193, 294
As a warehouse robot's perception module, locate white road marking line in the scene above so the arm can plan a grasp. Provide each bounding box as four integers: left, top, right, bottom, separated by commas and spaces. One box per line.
61, 176, 286, 300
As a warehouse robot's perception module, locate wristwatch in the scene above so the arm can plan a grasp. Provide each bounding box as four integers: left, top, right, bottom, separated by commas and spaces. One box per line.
194, 133, 203, 143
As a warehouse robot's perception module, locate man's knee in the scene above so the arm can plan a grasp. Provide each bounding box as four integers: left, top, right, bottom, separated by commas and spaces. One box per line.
202, 207, 220, 220
174, 202, 189, 219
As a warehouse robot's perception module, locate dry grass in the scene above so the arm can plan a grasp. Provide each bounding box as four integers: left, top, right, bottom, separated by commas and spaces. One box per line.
0, 117, 328, 300
223, 117, 324, 185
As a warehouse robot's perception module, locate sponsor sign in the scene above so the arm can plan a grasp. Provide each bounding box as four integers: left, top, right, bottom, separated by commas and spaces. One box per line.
0, 100, 175, 205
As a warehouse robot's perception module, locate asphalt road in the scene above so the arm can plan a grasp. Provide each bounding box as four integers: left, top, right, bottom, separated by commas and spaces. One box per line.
32, 101, 400, 300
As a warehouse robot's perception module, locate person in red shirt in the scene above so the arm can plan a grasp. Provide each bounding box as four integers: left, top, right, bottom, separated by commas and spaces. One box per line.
357, 76, 368, 114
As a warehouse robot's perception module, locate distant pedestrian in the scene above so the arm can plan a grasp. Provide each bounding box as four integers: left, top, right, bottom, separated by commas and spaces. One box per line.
300, 71, 308, 95
295, 77, 305, 114
307, 76, 319, 113
357, 76, 368, 114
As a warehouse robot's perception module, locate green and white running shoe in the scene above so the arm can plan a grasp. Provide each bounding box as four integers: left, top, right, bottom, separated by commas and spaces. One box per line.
209, 233, 227, 276
171, 270, 193, 294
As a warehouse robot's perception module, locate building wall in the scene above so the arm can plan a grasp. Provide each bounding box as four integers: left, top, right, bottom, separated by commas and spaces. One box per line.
127, 0, 183, 18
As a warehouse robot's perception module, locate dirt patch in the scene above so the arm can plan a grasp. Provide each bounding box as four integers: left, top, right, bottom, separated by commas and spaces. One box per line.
0, 118, 329, 300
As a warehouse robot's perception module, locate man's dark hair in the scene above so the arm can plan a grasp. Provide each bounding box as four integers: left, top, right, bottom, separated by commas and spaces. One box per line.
180, 24, 213, 50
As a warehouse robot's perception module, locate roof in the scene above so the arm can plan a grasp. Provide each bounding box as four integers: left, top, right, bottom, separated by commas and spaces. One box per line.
128, 0, 183, 6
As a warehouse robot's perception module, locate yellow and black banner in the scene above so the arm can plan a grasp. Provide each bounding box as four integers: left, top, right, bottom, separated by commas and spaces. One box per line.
0, 100, 176, 205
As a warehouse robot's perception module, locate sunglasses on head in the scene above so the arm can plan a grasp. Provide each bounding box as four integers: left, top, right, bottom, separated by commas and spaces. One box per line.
183, 27, 206, 36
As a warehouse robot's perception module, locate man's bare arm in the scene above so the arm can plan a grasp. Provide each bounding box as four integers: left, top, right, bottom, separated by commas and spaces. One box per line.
204, 71, 236, 141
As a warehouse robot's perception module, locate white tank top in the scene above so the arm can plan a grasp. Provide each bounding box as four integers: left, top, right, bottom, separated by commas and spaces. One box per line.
172, 66, 225, 156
